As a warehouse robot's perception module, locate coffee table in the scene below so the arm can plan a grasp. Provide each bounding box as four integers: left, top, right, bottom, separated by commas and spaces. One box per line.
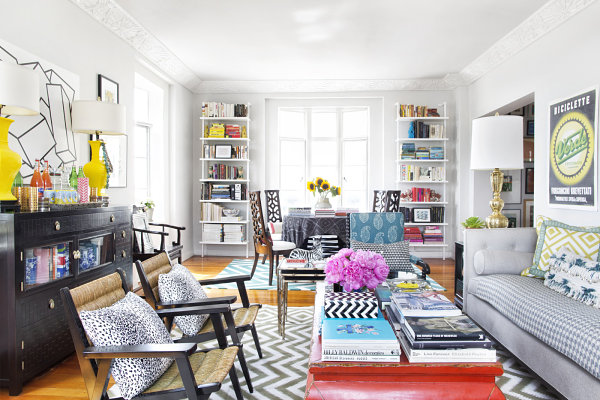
305, 283, 505, 399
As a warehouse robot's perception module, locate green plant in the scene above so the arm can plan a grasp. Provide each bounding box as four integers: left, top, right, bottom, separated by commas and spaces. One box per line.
140, 199, 155, 210
461, 216, 485, 229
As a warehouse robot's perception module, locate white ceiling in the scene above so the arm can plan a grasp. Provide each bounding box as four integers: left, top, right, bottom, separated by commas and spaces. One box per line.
114, 0, 547, 82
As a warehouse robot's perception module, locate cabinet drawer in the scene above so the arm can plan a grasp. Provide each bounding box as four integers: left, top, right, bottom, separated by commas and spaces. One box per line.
18, 286, 66, 327
16, 210, 129, 240
115, 242, 132, 264
115, 227, 132, 245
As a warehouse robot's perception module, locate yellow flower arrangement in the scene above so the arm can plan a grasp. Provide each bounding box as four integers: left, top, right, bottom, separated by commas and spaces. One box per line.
307, 177, 340, 200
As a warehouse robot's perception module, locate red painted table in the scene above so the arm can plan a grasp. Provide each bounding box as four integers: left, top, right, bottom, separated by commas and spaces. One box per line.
305, 287, 505, 399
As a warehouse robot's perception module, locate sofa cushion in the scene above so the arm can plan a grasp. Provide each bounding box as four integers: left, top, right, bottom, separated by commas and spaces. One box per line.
525, 219, 600, 278
474, 250, 534, 275
549, 247, 600, 283
350, 239, 413, 273
468, 274, 600, 379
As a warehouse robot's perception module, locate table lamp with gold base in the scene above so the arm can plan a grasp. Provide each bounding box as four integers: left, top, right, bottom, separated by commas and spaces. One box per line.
471, 114, 524, 228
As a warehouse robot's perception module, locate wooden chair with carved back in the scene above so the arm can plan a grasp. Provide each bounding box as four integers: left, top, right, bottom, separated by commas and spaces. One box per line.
60, 268, 244, 400
372, 190, 388, 212
249, 191, 295, 286
385, 190, 401, 212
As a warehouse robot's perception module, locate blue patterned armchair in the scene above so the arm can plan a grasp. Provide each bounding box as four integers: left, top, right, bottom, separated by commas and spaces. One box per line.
349, 212, 430, 279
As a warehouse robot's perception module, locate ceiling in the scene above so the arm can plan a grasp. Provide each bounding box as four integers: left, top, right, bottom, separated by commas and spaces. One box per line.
114, 0, 547, 83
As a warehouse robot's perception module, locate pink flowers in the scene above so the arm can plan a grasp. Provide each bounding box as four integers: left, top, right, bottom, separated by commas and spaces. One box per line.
325, 249, 389, 291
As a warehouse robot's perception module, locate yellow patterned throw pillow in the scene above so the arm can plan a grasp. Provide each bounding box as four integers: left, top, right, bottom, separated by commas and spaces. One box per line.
521, 215, 552, 277
524, 218, 600, 278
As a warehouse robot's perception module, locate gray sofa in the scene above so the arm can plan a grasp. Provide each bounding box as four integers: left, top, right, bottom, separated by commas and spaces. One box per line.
463, 228, 600, 400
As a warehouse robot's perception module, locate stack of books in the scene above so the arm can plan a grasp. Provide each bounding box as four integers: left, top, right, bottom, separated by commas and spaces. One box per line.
404, 227, 423, 243
423, 226, 443, 244
334, 208, 359, 216
409, 122, 444, 139
225, 124, 241, 138
223, 224, 245, 243
202, 224, 222, 242
200, 183, 247, 200
200, 203, 224, 221
321, 317, 401, 362
201, 102, 248, 118
398, 104, 428, 118
315, 209, 335, 217
386, 291, 496, 363
208, 123, 225, 138
288, 207, 312, 217
401, 143, 416, 159
208, 164, 244, 180
399, 165, 445, 182
429, 147, 444, 159
415, 147, 430, 159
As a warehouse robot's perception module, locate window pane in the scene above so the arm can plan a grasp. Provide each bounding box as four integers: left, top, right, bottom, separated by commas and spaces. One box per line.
342, 166, 367, 190
135, 125, 148, 157
281, 190, 307, 212
343, 140, 367, 166
280, 140, 305, 166
343, 109, 368, 138
135, 88, 149, 122
312, 111, 336, 138
135, 158, 147, 188
279, 109, 305, 138
310, 166, 338, 184
280, 166, 305, 191
342, 190, 365, 210
310, 140, 337, 167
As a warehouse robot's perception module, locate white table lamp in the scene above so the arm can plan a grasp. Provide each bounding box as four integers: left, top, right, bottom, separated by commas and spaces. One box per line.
471, 114, 523, 228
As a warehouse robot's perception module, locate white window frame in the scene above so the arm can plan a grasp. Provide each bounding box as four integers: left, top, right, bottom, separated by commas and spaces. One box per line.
134, 121, 152, 201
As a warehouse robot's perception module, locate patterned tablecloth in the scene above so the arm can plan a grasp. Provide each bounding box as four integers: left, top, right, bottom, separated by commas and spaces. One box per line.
282, 215, 349, 249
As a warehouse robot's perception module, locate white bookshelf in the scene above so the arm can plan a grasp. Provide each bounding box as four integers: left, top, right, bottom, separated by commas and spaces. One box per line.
395, 102, 450, 259
198, 103, 251, 257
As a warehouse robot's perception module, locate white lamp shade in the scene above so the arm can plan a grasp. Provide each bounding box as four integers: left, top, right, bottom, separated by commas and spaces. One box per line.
71, 100, 126, 135
0, 61, 40, 116
471, 115, 524, 170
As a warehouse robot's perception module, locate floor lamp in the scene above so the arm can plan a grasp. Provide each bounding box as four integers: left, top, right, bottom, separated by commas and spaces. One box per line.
471, 114, 523, 228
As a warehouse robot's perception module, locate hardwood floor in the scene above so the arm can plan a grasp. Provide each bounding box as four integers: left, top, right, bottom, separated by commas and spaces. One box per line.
0, 256, 455, 399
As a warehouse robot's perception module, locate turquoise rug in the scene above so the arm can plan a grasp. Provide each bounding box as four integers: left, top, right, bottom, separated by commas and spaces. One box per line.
202, 259, 445, 291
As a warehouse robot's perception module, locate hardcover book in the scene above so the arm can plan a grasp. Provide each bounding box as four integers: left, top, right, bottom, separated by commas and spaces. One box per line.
321, 318, 399, 351
324, 292, 379, 319
403, 315, 486, 341
391, 291, 461, 318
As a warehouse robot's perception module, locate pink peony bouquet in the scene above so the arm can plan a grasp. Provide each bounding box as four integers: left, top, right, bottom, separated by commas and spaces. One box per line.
324, 248, 389, 291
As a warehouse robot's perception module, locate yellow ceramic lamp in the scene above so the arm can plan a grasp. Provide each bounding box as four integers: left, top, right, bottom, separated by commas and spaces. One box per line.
71, 100, 126, 193
84, 140, 108, 191
0, 62, 40, 201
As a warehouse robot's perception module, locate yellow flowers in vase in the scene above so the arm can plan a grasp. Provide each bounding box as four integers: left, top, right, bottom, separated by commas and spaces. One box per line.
307, 177, 340, 209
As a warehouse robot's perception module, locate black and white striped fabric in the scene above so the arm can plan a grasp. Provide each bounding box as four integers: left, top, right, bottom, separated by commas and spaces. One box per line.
470, 274, 600, 379
350, 239, 413, 273
324, 292, 379, 319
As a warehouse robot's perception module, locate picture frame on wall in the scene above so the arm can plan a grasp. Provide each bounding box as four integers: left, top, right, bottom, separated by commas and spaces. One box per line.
524, 199, 535, 228
501, 169, 522, 204
526, 120, 535, 136
215, 144, 232, 159
95, 74, 127, 187
503, 209, 521, 228
413, 208, 431, 223
525, 167, 535, 194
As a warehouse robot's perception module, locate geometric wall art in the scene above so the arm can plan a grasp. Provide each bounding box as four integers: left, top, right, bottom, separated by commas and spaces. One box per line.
0, 39, 79, 179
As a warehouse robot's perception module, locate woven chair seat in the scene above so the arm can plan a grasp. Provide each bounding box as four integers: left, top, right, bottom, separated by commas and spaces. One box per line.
144, 346, 238, 393
195, 305, 260, 336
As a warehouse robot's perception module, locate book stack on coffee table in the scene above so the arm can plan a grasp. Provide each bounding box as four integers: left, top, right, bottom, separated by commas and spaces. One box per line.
387, 290, 496, 363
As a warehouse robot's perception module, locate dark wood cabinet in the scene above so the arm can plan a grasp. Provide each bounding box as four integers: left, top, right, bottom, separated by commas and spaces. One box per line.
0, 206, 132, 395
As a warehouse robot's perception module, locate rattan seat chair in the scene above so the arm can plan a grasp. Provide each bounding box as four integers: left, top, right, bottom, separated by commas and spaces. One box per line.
60, 269, 244, 400
135, 253, 262, 391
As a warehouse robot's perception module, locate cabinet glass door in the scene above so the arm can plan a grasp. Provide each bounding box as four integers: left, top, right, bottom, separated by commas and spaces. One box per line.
24, 242, 72, 289
78, 233, 114, 273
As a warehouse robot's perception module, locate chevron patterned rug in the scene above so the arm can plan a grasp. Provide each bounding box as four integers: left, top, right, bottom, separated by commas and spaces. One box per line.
202, 259, 445, 291
203, 305, 558, 400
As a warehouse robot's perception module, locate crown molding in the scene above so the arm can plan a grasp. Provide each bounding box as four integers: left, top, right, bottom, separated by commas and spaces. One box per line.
71, 0, 595, 94
69, 0, 201, 90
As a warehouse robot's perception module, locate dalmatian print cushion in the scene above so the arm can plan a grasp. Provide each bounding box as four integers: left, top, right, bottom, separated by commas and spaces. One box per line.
158, 264, 209, 336
79, 292, 173, 400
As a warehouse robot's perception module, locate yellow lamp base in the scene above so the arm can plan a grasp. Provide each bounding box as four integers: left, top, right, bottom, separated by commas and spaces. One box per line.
0, 117, 22, 201
83, 140, 107, 192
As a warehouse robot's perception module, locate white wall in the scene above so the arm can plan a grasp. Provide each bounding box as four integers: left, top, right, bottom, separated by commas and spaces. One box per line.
194, 90, 456, 257
1, 0, 195, 259
463, 0, 600, 228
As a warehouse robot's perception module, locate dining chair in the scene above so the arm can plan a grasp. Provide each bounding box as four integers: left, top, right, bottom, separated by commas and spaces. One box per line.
60, 269, 244, 400
264, 189, 283, 242
249, 191, 296, 286
385, 190, 401, 212
372, 190, 387, 212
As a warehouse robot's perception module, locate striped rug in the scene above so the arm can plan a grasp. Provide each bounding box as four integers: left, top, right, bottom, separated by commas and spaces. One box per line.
209, 306, 557, 400
201, 259, 445, 291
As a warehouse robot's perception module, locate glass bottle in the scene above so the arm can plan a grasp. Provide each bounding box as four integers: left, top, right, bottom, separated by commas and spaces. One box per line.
77, 166, 85, 178
69, 166, 78, 189
42, 160, 52, 189
30, 159, 44, 199
12, 170, 23, 189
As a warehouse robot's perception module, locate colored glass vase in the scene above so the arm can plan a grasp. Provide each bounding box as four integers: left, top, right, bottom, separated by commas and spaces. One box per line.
0, 118, 22, 201
83, 140, 107, 192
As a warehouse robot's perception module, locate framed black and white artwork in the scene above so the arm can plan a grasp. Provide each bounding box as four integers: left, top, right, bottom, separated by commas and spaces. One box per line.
413, 208, 431, 223
215, 144, 232, 159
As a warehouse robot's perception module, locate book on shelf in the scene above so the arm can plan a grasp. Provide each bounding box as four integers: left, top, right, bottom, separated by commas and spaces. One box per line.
201, 102, 248, 118
200, 203, 224, 221
203, 144, 248, 159
398, 165, 445, 182
321, 318, 400, 353
207, 164, 244, 180
402, 315, 487, 342
403, 226, 423, 243
390, 291, 461, 318
201, 183, 247, 200
429, 147, 444, 159
415, 147, 430, 159
406, 122, 445, 139
401, 143, 416, 159
396, 329, 496, 363
334, 208, 359, 216
423, 225, 443, 244
399, 104, 431, 118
